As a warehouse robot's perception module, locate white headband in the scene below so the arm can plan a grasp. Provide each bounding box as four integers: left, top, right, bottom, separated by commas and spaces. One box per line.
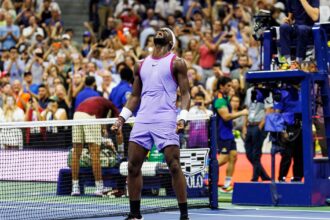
161, 28, 176, 50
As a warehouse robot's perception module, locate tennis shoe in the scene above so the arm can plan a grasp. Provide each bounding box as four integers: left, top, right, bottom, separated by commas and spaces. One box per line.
71, 184, 80, 196
94, 188, 104, 197
219, 186, 233, 193
124, 214, 143, 220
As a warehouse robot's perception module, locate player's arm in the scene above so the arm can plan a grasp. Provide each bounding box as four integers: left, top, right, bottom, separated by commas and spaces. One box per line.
174, 57, 190, 131
215, 99, 248, 122
300, 0, 319, 22
112, 62, 142, 131
217, 107, 248, 122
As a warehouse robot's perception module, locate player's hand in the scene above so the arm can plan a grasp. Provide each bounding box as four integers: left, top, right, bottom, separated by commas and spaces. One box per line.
176, 119, 185, 134
111, 117, 125, 134
284, 17, 292, 24
241, 109, 249, 116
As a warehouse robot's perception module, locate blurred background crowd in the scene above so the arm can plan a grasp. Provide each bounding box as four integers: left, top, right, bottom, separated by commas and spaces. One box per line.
0, 0, 288, 126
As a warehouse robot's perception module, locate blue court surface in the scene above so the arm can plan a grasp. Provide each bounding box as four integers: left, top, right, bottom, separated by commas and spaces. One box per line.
79, 206, 330, 220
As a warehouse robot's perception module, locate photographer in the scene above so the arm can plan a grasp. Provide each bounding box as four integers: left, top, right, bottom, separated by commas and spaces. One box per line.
26, 48, 46, 85
272, 86, 303, 182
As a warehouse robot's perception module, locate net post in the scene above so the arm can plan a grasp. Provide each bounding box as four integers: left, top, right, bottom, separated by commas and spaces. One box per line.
209, 115, 219, 209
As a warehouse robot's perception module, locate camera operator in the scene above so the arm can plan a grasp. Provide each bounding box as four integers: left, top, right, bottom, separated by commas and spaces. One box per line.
272, 86, 303, 182
242, 86, 272, 182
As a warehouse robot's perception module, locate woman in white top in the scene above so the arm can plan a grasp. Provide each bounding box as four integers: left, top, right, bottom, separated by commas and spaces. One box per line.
0, 95, 25, 150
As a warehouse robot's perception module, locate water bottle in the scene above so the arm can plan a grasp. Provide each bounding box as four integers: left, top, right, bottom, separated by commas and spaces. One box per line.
118, 143, 124, 158
270, 55, 276, 71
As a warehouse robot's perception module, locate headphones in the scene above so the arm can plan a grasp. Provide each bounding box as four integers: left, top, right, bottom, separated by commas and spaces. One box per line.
160, 27, 176, 50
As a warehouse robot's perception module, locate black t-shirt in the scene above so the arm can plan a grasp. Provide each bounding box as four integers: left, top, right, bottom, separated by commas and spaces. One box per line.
288, 0, 319, 26
57, 99, 72, 119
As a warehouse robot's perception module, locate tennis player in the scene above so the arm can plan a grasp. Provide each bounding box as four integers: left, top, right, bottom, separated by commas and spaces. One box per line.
71, 97, 118, 196
112, 27, 190, 220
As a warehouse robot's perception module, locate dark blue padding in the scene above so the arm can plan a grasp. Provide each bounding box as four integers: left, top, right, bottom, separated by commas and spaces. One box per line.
56, 167, 122, 195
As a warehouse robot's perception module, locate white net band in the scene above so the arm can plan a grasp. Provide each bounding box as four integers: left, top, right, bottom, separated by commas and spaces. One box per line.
0, 114, 211, 129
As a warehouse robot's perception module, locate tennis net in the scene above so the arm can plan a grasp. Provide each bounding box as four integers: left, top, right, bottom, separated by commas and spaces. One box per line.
0, 114, 218, 220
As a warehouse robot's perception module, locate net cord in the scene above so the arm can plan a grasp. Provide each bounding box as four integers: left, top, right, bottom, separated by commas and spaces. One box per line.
0, 114, 211, 128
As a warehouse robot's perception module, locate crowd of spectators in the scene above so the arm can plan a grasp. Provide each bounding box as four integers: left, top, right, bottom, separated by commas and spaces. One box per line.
0, 0, 292, 154
0, 0, 290, 125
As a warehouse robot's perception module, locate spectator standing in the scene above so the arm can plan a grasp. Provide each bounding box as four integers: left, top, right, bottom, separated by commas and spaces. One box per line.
231, 54, 251, 93
38, 0, 52, 24
109, 66, 133, 111
98, 0, 117, 35
41, 96, 68, 121
100, 16, 117, 40
0, 94, 24, 150
22, 71, 39, 95
74, 76, 100, 110
198, 30, 225, 84
12, 79, 30, 111
155, 0, 181, 20
187, 91, 213, 148
0, 13, 20, 50
55, 83, 71, 118
41, 95, 68, 148
118, 6, 140, 37
37, 84, 49, 109
230, 94, 244, 133
26, 48, 47, 85
97, 70, 116, 99
22, 15, 44, 45
24, 97, 44, 147
4, 46, 25, 82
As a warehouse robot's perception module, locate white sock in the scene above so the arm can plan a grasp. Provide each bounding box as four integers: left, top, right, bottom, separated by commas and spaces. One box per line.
95, 180, 104, 189
284, 55, 291, 63
224, 176, 232, 188
72, 180, 79, 186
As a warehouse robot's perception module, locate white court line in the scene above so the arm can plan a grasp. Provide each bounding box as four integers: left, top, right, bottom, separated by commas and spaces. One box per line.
219, 205, 330, 213
164, 212, 330, 220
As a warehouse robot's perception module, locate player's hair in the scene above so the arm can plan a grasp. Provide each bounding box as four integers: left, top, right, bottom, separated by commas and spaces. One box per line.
216, 76, 232, 89
38, 84, 47, 90
195, 91, 205, 99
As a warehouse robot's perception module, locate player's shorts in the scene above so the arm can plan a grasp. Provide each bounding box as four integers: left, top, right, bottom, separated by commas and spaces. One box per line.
72, 112, 101, 145
218, 139, 237, 154
129, 122, 179, 152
